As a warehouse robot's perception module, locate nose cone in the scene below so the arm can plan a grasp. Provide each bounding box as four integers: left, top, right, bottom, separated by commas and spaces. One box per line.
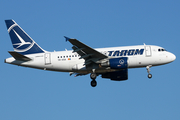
167, 52, 176, 63
170, 53, 176, 62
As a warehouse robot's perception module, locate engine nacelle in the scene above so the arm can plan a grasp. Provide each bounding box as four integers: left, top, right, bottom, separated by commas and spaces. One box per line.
101, 57, 128, 80
101, 57, 128, 69
102, 69, 128, 81
109, 57, 128, 69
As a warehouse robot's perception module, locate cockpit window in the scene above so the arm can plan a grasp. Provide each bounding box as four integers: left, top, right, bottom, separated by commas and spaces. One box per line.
158, 48, 166, 52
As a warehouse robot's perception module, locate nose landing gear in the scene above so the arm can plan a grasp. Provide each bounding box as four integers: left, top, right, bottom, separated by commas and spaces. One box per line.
91, 79, 97, 87
148, 73, 152, 78
90, 73, 97, 87
146, 65, 152, 79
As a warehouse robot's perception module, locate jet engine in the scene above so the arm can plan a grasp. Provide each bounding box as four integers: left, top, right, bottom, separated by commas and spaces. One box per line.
102, 69, 128, 81
101, 57, 128, 69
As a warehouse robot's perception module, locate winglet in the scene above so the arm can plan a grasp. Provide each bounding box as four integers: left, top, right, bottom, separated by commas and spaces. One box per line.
64, 36, 71, 42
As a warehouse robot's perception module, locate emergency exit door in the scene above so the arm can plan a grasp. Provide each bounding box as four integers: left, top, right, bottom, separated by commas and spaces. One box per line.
45, 53, 51, 65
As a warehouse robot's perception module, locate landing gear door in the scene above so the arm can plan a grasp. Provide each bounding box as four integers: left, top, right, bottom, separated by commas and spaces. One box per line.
45, 53, 51, 65
145, 46, 151, 57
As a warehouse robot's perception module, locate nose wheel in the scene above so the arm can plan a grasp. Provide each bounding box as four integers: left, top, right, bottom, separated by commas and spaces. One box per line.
146, 65, 152, 79
91, 79, 97, 87
90, 73, 97, 87
148, 73, 152, 78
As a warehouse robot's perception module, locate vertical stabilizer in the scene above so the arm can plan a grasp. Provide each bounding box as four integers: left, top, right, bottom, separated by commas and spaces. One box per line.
5, 20, 45, 55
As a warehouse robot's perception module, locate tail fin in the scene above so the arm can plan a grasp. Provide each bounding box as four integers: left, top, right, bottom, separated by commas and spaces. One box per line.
5, 19, 45, 55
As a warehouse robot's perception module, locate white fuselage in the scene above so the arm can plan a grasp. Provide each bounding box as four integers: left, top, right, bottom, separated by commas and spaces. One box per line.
5, 45, 176, 74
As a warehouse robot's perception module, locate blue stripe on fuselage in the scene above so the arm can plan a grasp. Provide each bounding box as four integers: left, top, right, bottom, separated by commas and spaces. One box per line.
107, 49, 144, 57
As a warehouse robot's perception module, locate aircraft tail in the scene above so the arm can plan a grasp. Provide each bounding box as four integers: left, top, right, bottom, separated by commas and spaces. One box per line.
5, 19, 45, 55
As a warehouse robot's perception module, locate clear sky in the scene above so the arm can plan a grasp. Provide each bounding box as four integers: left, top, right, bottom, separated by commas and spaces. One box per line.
0, 0, 179, 120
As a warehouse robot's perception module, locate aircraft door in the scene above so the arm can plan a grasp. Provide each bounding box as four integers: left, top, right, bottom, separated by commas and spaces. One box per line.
145, 46, 152, 57
44, 53, 51, 65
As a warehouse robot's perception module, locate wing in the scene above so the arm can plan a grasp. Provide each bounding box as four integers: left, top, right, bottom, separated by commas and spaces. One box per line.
65, 36, 108, 65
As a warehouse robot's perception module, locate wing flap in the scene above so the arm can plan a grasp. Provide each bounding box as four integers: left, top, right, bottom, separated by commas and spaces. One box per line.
72, 45, 85, 56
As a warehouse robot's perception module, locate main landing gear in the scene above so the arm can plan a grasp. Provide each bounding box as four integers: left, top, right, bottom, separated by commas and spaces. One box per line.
90, 73, 97, 87
146, 65, 152, 79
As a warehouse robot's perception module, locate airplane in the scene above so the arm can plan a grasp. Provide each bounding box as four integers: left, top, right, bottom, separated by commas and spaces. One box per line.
4, 19, 176, 87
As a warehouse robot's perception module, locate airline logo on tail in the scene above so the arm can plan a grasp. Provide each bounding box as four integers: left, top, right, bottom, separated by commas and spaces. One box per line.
5, 20, 44, 55
12, 29, 31, 48
11, 29, 35, 52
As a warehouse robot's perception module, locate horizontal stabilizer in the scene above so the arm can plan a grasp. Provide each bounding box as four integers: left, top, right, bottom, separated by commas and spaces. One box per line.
8, 51, 32, 61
